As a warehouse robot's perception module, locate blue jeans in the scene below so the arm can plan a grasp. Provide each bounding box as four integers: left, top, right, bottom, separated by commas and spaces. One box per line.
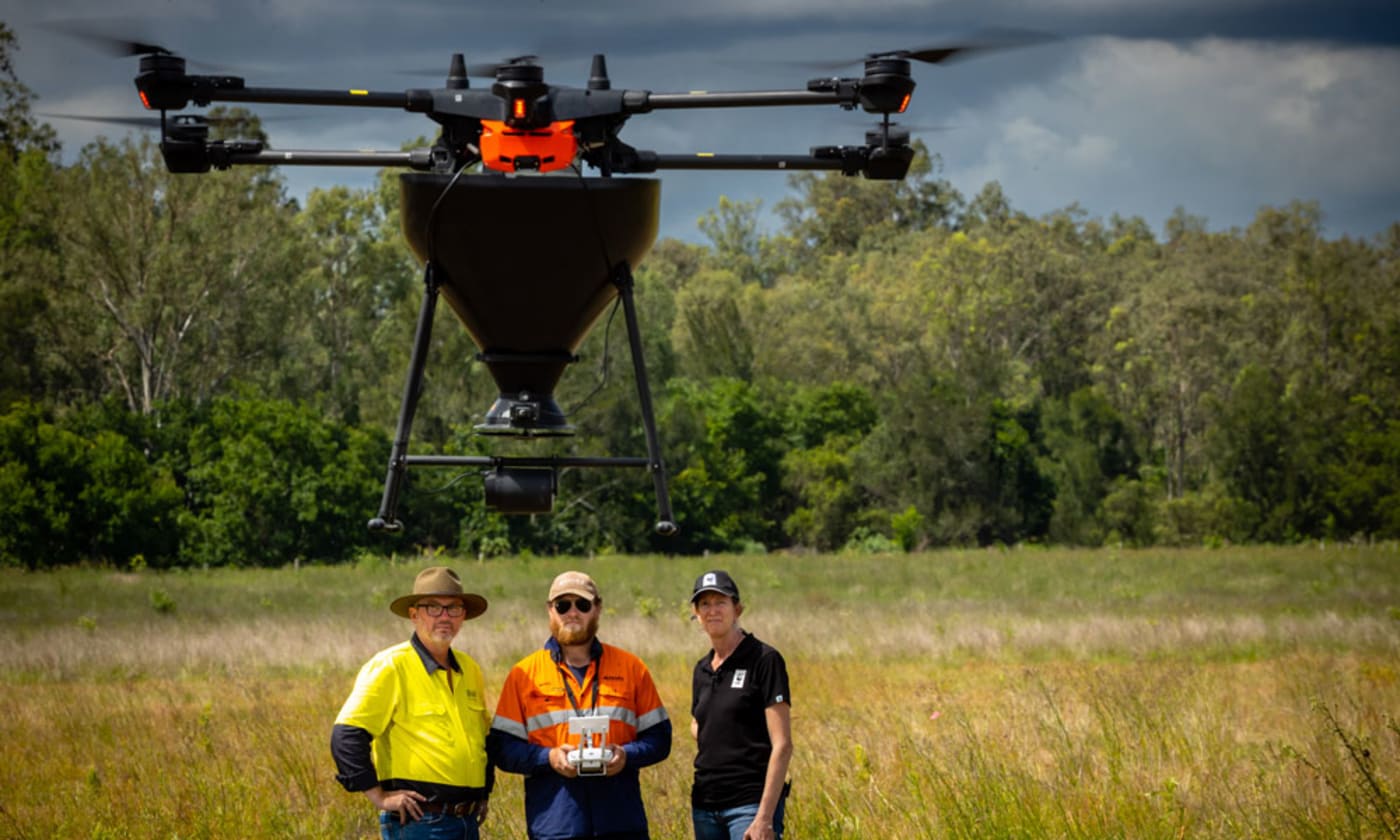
692, 796, 786, 840
378, 810, 480, 840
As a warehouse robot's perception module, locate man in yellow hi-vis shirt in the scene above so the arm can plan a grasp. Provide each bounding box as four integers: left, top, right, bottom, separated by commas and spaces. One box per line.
332, 566, 494, 840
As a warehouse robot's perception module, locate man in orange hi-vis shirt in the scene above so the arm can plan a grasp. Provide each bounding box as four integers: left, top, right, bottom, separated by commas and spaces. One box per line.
489, 571, 672, 840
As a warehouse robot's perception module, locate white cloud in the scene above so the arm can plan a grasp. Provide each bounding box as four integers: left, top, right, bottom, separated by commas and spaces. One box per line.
938, 35, 1400, 232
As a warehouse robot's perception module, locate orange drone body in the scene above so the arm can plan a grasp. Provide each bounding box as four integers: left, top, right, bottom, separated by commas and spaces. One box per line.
480, 120, 577, 173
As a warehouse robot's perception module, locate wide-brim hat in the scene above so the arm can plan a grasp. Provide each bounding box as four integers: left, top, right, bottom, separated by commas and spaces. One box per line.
691, 569, 740, 604
390, 566, 488, 619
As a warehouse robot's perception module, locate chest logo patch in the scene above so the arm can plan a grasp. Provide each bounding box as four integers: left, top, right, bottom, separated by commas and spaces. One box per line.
731, 669, 747, 689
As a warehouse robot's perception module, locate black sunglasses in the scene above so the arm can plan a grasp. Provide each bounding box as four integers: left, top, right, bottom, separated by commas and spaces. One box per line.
552, 597, 594, 614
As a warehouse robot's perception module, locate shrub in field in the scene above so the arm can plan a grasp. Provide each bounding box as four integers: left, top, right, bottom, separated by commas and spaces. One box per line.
179, 396, 385, 566
0, 400, 183, 568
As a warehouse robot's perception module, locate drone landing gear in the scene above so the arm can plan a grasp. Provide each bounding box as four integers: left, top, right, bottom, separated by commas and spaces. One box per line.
368, 259, 677, 537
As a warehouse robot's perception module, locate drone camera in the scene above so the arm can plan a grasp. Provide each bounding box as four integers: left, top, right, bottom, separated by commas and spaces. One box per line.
484, 466, 557, 514
509, 402, 540, 423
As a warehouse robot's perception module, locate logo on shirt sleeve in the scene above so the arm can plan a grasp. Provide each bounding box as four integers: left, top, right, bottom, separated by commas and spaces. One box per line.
731, 669, 747, 689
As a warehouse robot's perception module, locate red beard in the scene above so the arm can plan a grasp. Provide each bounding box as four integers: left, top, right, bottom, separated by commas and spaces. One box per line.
551, 610, 599, 646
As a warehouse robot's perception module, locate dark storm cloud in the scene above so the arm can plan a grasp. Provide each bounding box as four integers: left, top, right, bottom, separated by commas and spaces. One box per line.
4, 0, 1399, 240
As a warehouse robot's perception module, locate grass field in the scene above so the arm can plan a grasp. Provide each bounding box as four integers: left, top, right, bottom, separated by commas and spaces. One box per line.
2, 544, 1398, 838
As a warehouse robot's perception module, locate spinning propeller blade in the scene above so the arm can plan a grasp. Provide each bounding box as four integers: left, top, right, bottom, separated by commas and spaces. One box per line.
799, 27, 1053, 71
42, 19, 233, 72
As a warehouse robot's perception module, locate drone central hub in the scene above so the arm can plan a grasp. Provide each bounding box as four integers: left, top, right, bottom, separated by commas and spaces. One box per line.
480, 120, 577, 173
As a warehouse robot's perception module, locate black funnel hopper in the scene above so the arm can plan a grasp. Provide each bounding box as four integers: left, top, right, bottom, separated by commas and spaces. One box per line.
400, 173, 660, 434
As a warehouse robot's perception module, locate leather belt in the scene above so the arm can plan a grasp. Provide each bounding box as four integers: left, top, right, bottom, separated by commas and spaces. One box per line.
418, 801, 483, 817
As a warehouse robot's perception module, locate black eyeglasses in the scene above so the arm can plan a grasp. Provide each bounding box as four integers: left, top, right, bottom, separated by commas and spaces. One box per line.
415, 602, 467, 617
552, 597, 594, 615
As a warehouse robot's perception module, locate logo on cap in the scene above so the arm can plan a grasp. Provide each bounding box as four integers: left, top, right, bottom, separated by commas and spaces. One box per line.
703, 573, 717, 586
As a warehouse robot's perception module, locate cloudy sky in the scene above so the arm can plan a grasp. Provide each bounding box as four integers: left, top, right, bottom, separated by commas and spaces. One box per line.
4, 0, 1399, 243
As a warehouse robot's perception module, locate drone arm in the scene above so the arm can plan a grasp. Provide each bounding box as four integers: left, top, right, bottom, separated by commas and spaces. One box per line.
138, 64, 436, 112
160, 139, 437, 173
606, 145, 910, 180
222, 148, 437, 168
189, 84, 434, 111
648, 152, 863, 174
638, 88, 856, 111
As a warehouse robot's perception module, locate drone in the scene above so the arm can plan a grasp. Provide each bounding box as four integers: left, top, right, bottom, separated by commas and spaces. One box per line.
96, 32, 1033, 537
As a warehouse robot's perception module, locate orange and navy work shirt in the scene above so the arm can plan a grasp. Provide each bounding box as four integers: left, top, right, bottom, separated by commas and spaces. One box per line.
491, 637, 669, 750
490, 637, 671, 839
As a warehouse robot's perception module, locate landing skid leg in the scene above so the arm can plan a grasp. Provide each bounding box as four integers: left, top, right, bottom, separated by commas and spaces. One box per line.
612, 261, 678, 536
369, 262, 441, 532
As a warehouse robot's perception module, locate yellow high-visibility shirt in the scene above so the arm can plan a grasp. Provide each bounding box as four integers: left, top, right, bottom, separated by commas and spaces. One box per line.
336, 639, 490, 788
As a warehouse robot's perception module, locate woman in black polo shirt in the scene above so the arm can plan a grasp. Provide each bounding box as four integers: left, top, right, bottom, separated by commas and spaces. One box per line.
688, 570, 792, 840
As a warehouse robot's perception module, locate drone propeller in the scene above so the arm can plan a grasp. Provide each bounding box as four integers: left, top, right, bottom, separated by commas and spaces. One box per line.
42, 19, 233, 72
467, 55, 541, 78
399, 54, 541, 79
41, 113, 171, 129
805, 27, 1052, 71
42, 19, 172, 56
40, 112, 303, 129
873, 29, 1052, 64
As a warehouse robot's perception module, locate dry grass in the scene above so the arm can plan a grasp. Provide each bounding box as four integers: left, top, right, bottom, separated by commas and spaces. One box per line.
2, 546, 1397, 838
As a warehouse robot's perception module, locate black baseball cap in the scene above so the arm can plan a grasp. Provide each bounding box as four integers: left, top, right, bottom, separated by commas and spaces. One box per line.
691, 569, 740, 604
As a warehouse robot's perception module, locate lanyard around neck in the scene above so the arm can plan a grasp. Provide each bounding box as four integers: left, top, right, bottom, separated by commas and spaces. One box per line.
557, 650, 601, 715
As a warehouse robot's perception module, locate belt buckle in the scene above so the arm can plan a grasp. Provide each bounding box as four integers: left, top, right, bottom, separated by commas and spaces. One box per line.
440, 801, 474, 818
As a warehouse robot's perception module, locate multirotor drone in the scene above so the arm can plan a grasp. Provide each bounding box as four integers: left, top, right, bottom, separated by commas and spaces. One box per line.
89, 32, 1031, 536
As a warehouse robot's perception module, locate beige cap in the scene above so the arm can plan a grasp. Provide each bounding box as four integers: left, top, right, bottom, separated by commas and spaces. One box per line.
548, 570, 600, 603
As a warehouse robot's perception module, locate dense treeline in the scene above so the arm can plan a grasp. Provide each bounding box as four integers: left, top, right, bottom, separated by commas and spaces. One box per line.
2, 24, 1397, 566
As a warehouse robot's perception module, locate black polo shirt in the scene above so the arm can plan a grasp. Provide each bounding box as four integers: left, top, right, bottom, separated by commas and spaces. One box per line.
691, 632, 790, 809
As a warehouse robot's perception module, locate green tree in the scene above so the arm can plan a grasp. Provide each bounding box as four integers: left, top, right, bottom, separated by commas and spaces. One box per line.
1040, 387, 1141, 545
0, 25, 62, 408
0, 148, 64, 408
0, 23, 58, 156
779, 383, 879, 549
181, 396, 385, 566
670, 270, 758, 381
1100, 216, 1251, 499
776, 142, 961, 256
294, 184, 416, 422
49, 136, 305, 413
661, 378, 787, 551
0, 401, 183, 567
697, 196, 790, 288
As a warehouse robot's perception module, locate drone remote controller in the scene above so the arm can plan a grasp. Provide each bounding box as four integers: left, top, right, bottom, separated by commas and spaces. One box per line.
567, 715, 614, 776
